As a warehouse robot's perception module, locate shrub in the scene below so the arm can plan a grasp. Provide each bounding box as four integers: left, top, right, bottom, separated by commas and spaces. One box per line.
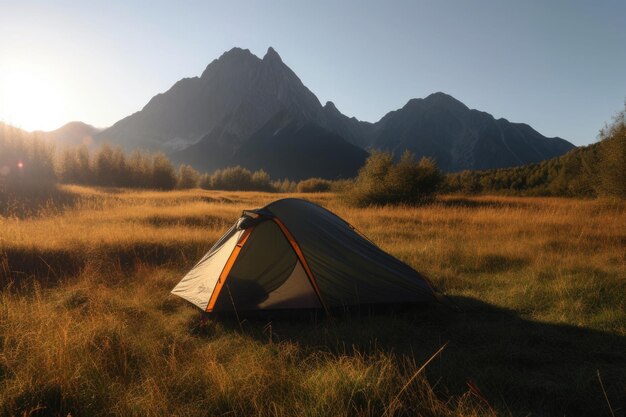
57, 145, 92, 184
93, 143, 129, 187
127, 150, 153, 188
344, 150, 443, 206
150, 153, 177, 190
203, 166, 275, 191
199, 173, 212, 189
273, 179, 297, 193
250, 169, 273, 191
297, 178, 332, 193
176, 164, 200, 189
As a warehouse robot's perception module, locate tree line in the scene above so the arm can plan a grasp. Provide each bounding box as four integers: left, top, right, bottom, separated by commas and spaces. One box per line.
2, 102, 624, 212
0, 126, 331, 208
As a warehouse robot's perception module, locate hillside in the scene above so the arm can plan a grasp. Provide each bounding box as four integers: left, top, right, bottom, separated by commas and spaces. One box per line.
445, 141, 604, 196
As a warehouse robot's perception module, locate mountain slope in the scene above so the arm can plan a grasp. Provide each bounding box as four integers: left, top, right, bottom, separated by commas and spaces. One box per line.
172, 111, 368, 180
323, 101, 374, 149
369, 93, 575, 171
445, 141, 603, 196
230, 113, 369, 180
98, 47, 325, 152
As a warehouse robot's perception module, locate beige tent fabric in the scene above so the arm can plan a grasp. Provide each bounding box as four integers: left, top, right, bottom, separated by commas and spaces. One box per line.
211, 220, 321, 312
171, 226, 244, 310
256, 260, 320, 309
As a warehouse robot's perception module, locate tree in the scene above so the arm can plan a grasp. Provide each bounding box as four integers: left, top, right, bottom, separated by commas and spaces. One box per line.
344, 150, 443, 206
151, 153, 177, 190
177, 164, 200, 189
597, 103, 626, 198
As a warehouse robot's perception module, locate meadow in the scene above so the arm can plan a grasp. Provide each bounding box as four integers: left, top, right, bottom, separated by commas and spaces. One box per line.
0, 186, 624, 416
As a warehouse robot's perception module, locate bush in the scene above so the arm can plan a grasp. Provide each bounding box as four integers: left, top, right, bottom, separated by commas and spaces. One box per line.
176, 164, 200, 189
198, 173, 212, 189
58, 145, 92, 184
150, 153, 177, 190
203, 166, 274, 191
344, 150, 443, 206
127, 150, 153, 188
297, 178, 332, 193
251, 169, 273, 191
272, 179, 297, 193
93, 143, 128, 187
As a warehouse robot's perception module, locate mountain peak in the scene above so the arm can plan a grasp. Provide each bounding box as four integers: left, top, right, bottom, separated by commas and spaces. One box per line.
423, 92, 468, 109
263, 46, 283, 63
221, 47, 253, 58
324, 101, 339, 113
201, 47, 259, 78
400, 92, 469, 113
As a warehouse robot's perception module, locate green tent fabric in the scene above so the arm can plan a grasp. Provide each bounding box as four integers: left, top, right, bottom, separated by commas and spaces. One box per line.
172, 198, 436, 313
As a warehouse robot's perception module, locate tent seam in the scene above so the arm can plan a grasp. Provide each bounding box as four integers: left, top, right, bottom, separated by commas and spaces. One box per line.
205, 227, 254, 312
271, 218, 329, 315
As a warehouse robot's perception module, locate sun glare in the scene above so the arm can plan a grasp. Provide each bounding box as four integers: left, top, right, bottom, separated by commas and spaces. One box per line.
0, 66, 68, 132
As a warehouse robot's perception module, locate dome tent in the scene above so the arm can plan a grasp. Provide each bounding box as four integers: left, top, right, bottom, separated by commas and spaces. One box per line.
172, 198, 437, 313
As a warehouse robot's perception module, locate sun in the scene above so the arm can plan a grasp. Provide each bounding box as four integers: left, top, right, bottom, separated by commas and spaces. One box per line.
0, 66, 68, 132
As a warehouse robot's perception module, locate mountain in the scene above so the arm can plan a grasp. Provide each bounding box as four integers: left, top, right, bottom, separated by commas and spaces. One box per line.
368, 93, 574, 171
229, 111, 368, 180
171, 110, 368, 180
445, 141, 604, 196
98, 47, 325, 152
37, 122, 101, 147
0, 121, 101, 148
98, 46, 576, 178
323, 101, 375, 149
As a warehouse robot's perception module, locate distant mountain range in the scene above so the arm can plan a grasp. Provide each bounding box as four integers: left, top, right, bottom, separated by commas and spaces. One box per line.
9, 47, 576, 180
0, 121, 101, 148
36, 122, 102, 147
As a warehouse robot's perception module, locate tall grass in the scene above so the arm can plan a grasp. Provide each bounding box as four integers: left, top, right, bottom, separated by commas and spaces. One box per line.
0, 187, 624, 416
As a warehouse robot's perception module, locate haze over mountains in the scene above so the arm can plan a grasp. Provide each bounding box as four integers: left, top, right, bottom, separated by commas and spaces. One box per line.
1, 121, 101, 147
25, 47, 577, 180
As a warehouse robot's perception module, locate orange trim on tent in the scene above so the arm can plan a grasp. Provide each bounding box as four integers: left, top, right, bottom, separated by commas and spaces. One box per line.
272, 218, 329, 314
205, 227, 254, 312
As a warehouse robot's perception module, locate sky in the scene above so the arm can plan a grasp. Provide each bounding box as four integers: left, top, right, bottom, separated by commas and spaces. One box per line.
0, 0, 625, 145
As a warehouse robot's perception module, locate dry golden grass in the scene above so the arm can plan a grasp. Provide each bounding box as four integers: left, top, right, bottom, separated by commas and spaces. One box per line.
0, 186, 624, 416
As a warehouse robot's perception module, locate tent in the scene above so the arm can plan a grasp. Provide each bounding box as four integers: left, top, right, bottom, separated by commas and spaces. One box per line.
172, 198, 437, 313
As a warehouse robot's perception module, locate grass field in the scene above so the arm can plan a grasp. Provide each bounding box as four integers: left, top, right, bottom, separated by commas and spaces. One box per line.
0, 186, 624, 416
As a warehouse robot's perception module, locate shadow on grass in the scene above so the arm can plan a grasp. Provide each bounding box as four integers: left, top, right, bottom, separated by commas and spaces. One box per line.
203, 297, 626, 417
437, 197, 531, 210
143, 213, 229, 228
0, 186, 78, 218
0, 242, 205, 288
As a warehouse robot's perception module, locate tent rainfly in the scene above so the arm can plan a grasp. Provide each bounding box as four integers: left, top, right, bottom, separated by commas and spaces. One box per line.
171, 198, 437, 313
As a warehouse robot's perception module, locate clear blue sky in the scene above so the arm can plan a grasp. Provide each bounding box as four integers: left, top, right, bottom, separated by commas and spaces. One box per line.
1, 0, 624, 145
